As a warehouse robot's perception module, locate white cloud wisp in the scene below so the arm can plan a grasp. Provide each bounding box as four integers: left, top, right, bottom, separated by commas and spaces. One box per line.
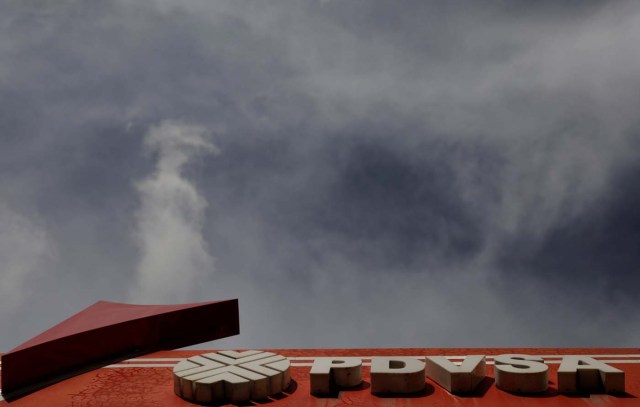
130, 121, 218, 303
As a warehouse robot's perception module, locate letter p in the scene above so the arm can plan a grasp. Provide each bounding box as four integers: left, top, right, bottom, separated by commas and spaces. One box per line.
310, 358, 362, 395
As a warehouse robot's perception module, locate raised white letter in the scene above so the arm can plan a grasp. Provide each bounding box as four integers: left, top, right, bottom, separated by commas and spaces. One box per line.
310, 358, 362, 395
425, 355, 485, 393
494, 354, 548, 394
370, 357, 426, 394
557, 356, 624, 394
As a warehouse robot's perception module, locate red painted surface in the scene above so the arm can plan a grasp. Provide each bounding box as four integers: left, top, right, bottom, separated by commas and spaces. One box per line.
0, 300, 239, 399
2, 348, 639, 406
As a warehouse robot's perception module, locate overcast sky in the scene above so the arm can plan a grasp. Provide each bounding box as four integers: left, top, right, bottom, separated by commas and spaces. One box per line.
1, 0, 639, 351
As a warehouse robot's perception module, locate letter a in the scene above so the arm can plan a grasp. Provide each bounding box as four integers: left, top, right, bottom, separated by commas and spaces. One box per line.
557, 356, 624, 394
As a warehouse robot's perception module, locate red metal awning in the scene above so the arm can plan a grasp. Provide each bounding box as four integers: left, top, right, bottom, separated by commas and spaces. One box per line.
0, 299, 239, 399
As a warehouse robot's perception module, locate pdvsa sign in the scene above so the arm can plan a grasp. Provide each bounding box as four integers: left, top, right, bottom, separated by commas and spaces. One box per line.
174, 351, 626, 404
311, 354, 625, 396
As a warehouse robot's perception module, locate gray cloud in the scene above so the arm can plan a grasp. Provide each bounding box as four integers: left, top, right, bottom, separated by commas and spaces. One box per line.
1, 0, 640, 350
0, 205, 51, 315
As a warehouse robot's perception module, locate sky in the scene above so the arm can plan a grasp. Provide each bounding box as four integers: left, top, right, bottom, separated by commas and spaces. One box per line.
1, 0, 639, 351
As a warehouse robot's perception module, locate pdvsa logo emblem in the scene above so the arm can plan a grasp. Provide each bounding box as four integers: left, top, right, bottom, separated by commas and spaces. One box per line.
173, 350, 291, 404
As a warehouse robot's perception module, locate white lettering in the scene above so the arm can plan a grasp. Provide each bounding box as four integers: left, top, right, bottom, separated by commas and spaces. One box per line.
305, 353, 630, 399
370, 357, 426, 394
425, 355, 485, 393
494, 354, 548, 394
309, 357, 362, 395
557, 356, 624, 394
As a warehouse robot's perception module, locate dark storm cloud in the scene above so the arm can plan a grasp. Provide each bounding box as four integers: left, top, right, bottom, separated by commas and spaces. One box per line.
1, 0, 640, 350
261, 137, 489, 271
498, 162, 640, 289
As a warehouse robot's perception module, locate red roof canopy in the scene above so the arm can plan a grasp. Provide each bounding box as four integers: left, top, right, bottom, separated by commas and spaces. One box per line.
1, 299, 239, 399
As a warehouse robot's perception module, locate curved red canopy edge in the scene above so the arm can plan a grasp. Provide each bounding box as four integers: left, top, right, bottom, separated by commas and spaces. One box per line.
1, 299, 239, 399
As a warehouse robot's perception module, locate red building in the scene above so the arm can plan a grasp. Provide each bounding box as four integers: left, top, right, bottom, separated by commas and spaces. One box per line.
1, 301, 638, 406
